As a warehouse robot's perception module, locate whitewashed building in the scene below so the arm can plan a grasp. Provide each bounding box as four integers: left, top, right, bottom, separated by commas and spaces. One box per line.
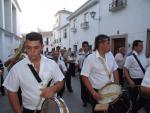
0, 0, 21, 61
67, 0, 99, 51
53, 0, 150, 57
41, 31, 53, 53
53, 10, 72, 49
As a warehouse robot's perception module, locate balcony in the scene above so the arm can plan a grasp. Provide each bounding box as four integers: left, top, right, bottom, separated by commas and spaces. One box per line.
80, 21, 89, 29
109, 0, 127, 12
70, 27, 77, 32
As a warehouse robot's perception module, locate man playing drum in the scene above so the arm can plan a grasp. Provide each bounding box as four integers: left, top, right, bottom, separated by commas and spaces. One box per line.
81, 34, 119, 113
3, 32, 64, 113
141, 66, 150, 113
124, 40, 148, 113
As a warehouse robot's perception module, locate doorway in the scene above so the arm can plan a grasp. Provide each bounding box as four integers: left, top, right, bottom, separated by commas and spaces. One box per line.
111, 35, 127, 56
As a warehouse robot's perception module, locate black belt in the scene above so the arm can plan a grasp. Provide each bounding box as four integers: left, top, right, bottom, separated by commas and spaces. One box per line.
23, 107, 41, 113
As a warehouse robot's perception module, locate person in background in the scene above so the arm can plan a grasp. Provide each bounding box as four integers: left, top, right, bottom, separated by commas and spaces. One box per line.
0, 59, 5, 96
81, 34, 119, 113
115, 47, 126, 86
124, 40, 148, 113
3, 32, 64, 113
77, 41, 90, 107
52, 50, 67, 97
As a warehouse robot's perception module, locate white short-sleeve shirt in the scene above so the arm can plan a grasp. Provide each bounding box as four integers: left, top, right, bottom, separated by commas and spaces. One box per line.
141, 66, 150, 87
124, 51, 147, 78
3, 55, 64, 110
81, 50, 118, 89
58, 60, 67, 73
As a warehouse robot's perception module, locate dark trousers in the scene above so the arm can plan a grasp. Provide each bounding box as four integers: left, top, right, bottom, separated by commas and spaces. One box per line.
57, 81, 65, 98
0, 74, 5, 95
23, 107, 41, 113
65, 67, 72, 92
80, 75, 88, 104
129, 78, 144, 113
69, 63, 75, 77
144, 99, 150, 113
117, 68, 124, 86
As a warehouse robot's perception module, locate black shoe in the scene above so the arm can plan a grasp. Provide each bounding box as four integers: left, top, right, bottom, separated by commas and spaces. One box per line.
83, 103, 87, 107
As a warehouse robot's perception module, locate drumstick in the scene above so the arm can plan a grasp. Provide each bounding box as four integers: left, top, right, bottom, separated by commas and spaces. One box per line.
101, 92, 122, 98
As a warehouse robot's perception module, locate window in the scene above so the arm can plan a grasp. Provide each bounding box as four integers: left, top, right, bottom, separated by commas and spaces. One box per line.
73, 19, 77, 28
146, 29, 150, 57
109, 0, 127, 12
63, 29, 67, 38
84, 12, 89, 22
46, 37, 49, 45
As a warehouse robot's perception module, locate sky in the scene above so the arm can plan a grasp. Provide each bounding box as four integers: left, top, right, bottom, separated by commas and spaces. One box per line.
19, 0, 88, 33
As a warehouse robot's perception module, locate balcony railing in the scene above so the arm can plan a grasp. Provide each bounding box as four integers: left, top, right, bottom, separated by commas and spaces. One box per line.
70, 27, 77, 32
109, 0, 127, 12
80, 21, 89, 29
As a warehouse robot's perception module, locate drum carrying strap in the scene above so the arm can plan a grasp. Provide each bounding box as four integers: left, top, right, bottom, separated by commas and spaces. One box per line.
27, 64, 52, 86
99, 57, 111, 80
27, 64, 52, 113
132, 53, 145, 74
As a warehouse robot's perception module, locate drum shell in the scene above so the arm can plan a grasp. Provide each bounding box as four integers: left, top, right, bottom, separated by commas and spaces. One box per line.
107, 92, 131, 113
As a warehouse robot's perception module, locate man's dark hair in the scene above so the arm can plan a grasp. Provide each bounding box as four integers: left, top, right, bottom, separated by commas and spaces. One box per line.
56, 46, 60, 51
82, 41, 89, 47
94, 34, 110, 51
26, 32, 43, 44
132, 40, 143, 50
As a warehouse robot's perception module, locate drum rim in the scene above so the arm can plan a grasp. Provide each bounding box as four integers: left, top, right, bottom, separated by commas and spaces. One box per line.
41, 97, 69, 113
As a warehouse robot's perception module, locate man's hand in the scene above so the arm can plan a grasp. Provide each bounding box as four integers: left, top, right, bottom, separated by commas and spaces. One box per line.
92, 91, 102, 101
0, 70, 2, 76
40, 87, 55, 98
128, 80, 135, 88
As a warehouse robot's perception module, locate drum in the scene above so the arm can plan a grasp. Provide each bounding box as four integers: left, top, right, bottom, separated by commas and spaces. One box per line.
140, 86, 150, 99
98, 82, 132, 113
41, 96, 69, 113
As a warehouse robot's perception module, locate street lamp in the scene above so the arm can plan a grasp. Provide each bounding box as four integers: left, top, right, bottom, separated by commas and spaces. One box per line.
90, 11, 101, 34
90, 11, 101, 21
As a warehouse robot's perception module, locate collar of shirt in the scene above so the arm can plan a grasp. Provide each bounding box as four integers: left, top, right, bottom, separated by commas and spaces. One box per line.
132, 50, 143, 56
95, 50, 106, 61
22, 55, 45, 76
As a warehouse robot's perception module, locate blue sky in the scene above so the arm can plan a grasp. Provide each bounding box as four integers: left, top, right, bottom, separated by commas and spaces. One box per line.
19, 0, 88, 33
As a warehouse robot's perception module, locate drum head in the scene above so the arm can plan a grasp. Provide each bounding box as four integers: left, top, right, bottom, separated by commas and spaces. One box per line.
98, 83, 122, 104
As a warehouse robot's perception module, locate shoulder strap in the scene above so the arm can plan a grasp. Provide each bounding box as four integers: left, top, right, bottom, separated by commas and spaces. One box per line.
132, 53, 145, 74
82, 53, 91, 66
28, 64, 42, 83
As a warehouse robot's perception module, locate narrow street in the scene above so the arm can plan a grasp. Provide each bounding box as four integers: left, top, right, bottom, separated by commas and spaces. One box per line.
0, 74, 146, 113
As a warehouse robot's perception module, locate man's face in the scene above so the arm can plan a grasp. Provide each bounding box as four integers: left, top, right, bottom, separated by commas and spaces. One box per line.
136, 42, 143, 53
52, 51, 59, 61
25, 40, 43, 62
100, 40, 110, 53
82, 44, 89, 53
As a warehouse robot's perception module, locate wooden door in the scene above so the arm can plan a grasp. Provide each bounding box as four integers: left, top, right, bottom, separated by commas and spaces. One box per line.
111, 38, 125, 55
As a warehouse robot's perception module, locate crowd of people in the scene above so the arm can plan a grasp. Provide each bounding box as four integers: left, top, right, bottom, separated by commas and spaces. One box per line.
0, 32, 150, 113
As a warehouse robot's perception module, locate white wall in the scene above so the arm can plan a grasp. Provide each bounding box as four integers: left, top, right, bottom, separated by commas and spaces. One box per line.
100, 0, 150, 53
0, 0, 21, 61
69, 3, 99, 51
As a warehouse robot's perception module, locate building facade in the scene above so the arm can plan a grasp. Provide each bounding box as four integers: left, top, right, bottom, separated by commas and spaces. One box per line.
53, 10, 72, 49
0, 0, 21, 61
53, 0, 150, 57
41, 31, 53, 53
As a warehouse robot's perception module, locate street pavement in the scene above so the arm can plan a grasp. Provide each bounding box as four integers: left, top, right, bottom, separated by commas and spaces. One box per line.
0, 74, 146, 113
